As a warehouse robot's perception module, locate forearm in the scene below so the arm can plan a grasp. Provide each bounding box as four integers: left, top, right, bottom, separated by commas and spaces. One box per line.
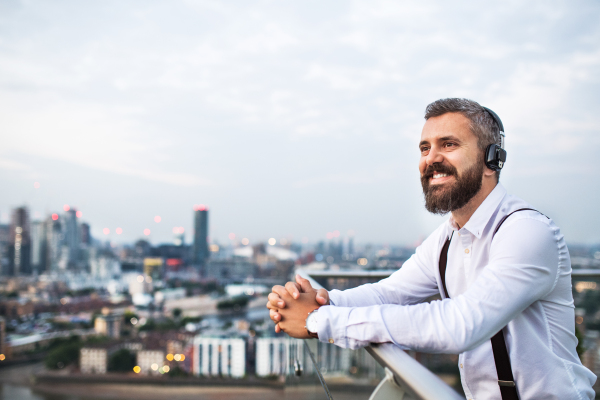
318, 262, 557, 351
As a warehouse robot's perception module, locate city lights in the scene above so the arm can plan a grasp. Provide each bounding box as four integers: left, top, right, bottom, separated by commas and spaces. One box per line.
130, 317, 138, 325
241, 238, 249, 245
193, 204, 208, 211
357, 258, 368, 266
116, 227, 123, 234
173, 354, 181, 361
103, 228, 110, 235
137, 275, 144, 283
163, 366, 170, 373
51, 213, 59, 221
268, 238, 276, 246
33, 182, 40, 189
0, 354, 5, 361
228, 233, 236, 240
76, 211, 82, 218
151, 363, 158, 371
63, 204, 70, 211
166, 354, 174, 361
133, 366, 141, 373
143, 229, 151, 236
154, 216, 161, 223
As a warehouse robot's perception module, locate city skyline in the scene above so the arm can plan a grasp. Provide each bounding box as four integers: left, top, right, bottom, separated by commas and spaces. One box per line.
1, 1, 599, 245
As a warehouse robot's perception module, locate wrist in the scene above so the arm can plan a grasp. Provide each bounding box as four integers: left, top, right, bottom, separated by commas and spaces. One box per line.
305, 308, 319, 338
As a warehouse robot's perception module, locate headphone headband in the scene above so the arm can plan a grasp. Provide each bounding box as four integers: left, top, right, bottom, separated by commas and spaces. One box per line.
482, 106, 507, 172
482, 106, 504, 134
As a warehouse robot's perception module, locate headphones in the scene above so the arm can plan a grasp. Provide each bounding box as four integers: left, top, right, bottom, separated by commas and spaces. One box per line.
482, 106, 507, 171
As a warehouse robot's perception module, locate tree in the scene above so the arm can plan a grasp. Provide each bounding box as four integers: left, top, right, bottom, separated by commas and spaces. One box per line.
172, 308, 182, 319
45, 341, 81, 370
108, 349, 136, 372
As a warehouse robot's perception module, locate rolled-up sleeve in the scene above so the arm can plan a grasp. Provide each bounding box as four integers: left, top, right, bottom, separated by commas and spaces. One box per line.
318, 218, 560, 351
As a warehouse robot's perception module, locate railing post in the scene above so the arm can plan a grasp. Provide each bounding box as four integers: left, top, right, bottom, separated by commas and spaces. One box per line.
369, 368, 406, 400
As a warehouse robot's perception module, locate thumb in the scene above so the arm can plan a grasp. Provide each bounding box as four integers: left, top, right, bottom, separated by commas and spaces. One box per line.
295, 274, 314, 293
316, 288, 330, 305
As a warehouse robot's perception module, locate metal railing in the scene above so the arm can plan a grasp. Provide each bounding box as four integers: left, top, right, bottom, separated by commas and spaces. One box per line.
296, 269, 464, 400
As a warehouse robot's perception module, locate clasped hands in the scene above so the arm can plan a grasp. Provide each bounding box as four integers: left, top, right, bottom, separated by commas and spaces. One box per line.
266, 274, 330, 339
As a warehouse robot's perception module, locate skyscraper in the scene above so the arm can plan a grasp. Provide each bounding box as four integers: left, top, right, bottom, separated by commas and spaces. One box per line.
80, 223, 91, 245
44, 216, 63, 272
192, 205, 209, 268
30, 220, 46, 274
8, 207, 31, 275
0, 224, 9, 276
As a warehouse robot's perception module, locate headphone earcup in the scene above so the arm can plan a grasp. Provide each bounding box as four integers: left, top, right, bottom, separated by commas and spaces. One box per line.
485, 144, 507, 171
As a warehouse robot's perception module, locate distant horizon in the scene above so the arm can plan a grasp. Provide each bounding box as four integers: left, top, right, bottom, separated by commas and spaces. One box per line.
1, 1, 599, 245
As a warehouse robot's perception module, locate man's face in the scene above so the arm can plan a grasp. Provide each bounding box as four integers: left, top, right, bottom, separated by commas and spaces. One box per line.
419, 112, 484, 214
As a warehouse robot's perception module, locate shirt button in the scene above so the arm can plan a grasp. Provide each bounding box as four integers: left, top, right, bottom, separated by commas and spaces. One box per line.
328, 338, 334, 344
460, 363, 463, 368
464, 249, 470, 254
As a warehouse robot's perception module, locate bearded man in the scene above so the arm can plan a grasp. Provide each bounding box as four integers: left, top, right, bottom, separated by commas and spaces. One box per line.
266, 98, 596, 400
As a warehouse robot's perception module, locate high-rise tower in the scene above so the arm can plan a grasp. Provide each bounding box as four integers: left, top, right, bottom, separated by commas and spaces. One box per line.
8, 207, 31, 275
63, 209, 80, 268
192, 205, 209, 268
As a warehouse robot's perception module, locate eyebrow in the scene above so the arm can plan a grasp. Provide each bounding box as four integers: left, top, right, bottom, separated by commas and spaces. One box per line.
419, 135, 462, 148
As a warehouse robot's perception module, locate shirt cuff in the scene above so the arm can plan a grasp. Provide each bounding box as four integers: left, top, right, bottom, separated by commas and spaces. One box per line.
328, 290, 341, 306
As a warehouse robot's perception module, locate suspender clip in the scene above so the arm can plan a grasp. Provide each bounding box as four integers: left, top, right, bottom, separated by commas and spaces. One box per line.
498, 380, 516, 387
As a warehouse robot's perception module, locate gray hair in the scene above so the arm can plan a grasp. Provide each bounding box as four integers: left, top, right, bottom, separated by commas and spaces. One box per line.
424, 98, 502, 179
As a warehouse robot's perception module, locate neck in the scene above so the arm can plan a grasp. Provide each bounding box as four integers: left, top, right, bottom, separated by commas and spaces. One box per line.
451, 180, 498, 228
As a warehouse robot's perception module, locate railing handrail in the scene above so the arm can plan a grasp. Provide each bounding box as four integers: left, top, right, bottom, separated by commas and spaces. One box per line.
571, 269, 600, 277
296, 269, 464, 400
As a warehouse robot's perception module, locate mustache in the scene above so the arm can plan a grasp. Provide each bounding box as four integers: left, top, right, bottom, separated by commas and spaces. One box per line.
422, 163, 458, 180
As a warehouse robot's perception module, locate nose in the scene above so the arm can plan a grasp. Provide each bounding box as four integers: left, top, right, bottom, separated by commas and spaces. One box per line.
425, 145, 444, 167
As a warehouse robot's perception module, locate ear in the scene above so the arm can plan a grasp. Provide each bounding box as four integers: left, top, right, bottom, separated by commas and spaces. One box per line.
483, 166, 496, 178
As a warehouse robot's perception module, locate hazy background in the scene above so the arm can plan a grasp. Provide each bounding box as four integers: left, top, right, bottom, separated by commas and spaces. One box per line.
0, 0, 599, 245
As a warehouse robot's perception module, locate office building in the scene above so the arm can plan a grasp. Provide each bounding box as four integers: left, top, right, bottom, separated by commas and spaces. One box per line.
63, 209, 80, 268
30, 220, 46, 273
94, 314, 122, 339
192, 337, 245, 378
80, 346, 109, 374
80, 223, 91, 245
0, 224, 9, 276
44, 216, 63, 272
192, 206, 209, 267
137, 348, 165, 375
8, 207, 31, 275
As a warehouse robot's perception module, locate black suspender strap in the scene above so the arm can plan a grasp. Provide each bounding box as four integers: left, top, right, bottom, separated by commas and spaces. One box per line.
438, 208, 543, 400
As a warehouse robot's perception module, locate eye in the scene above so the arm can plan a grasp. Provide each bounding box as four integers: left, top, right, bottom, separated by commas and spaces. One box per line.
420, 146, 430, 154
444, 142, 456, 148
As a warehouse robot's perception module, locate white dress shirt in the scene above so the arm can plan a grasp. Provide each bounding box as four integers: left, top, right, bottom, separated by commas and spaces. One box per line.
317, 183, 596, 400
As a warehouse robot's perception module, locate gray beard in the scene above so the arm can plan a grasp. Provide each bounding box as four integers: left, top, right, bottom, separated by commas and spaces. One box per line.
421, 161, 483, 215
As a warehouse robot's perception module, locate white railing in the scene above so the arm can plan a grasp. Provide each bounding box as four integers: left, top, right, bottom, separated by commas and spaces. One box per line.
296, 269, 464, 400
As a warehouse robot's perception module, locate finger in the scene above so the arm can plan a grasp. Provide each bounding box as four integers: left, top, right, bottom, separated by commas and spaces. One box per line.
273, 284, 293, 301
269, 309, 281, 322
268, 292, 285, 308
285, 281, 301, 299
275, 323, 281, 333
296, 274, 315, 293
316, 288, 330, 305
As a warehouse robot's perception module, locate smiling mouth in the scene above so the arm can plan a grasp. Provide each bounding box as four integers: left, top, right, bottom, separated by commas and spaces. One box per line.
429, 173, 453, 183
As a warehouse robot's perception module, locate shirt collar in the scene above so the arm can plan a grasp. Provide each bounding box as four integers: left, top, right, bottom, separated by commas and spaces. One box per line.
448, 183, 507, 239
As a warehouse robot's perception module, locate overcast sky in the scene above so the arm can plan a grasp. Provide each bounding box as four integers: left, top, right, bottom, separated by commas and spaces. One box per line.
0, 0, 599, 246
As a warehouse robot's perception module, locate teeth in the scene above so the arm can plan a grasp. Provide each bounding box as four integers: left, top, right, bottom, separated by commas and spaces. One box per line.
432, 173, 448, 179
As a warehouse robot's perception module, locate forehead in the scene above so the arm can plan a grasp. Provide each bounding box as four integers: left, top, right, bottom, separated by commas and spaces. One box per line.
420, 112, 476, 143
